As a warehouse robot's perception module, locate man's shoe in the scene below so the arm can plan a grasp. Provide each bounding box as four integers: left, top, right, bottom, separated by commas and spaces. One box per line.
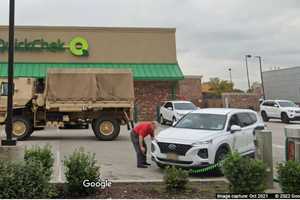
143, 162, 151, 166
137, 165, 148, 168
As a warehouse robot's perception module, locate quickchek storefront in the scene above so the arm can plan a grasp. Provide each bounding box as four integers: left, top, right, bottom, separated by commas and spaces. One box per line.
0, 26, 189, 121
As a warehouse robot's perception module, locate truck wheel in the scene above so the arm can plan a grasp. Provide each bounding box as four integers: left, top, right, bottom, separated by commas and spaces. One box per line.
93, 117, 120, 141
11, 116, 33, 140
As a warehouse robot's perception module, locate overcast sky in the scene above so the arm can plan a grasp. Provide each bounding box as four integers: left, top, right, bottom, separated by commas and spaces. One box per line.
0, 0, 299, 90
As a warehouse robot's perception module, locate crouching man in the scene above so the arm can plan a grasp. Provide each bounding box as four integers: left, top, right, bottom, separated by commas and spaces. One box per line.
130, 121, 157, 168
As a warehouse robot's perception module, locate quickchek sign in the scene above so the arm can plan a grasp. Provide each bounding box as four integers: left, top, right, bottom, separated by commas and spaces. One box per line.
0, 36, 89, 56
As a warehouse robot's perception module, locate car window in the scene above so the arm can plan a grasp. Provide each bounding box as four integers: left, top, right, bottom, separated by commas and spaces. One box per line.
164, 102, 173, 109
278, 101, 297, 107
228, 114, 240, 130
262, 101, 270, 106
248, 113, 258, 124
174, 103, 196, 110
263, 101, 275, 107
237, 113, 254, 127
175, 113, 227, 130
0, 82, 8, 96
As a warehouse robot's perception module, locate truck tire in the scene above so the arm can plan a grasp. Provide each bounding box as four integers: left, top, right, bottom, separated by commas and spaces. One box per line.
92, 117, 120, 141
10, 116, 33, 140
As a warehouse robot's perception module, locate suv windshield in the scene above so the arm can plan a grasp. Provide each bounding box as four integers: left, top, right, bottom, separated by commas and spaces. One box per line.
174, 103, 197, 110
278, 101, 297, 107
175, 113, 227, 130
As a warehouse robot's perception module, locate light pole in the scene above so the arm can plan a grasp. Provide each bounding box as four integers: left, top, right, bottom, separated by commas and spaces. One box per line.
255, 56, 265, 100
2, 0, 16, 146
245, 54, 252, 91
228, 67, 232, 83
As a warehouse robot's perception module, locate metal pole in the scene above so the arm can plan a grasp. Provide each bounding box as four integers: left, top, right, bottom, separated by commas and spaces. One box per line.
228, 68, 232, 83
258, 56, 266, 100
245, 55, 251, 91
2, 0, 16, 146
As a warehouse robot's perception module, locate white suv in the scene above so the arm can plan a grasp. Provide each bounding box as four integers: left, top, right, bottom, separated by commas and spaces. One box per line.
160, 101, 198, 125
260, 100, 300, 123
151, 108, 264, 168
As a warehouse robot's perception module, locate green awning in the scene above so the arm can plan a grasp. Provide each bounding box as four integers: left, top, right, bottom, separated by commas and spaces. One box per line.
0, 62, 184, 81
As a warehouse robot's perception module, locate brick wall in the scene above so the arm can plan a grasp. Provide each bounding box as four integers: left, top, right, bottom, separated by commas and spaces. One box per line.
222, 93, 260, 111
134, 81, 176, 121
177, 76, 203, 107
134, 76, 203, 121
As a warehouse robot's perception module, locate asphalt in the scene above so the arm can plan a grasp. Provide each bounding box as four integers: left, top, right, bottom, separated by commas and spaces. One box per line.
0, 119, 299, 184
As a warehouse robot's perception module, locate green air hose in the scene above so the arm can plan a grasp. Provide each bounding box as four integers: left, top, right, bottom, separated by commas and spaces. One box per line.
189, 161, 223, 174
189, 161, 281, 184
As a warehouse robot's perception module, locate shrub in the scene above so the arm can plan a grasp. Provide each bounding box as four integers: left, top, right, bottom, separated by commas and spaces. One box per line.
223, 152, 267, 193
24, 144, 54, 179
64, 148, 100, 196
164, 166, 189, 191
0, 160, 56, 199
277, 160, 300, 193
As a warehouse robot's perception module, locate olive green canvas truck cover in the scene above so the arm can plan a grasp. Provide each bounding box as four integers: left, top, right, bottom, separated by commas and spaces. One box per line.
45, 68, 134, 111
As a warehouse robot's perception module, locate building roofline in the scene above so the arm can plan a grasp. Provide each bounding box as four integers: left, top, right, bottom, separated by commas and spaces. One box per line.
0, 25, 176, 33
184, 75, 203, 79
263, 66, 300, 73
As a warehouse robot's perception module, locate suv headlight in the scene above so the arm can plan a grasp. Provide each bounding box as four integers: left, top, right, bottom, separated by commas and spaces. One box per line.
192, 139, 213, 146
288, 110, 295, 113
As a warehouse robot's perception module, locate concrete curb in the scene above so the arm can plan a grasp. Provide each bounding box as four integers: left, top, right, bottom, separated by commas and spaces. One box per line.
111, 178, 228, 183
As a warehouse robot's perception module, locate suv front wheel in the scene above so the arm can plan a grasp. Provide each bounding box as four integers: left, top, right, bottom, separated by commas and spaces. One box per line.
281, 113, 290, 124
261, 111, 269, 122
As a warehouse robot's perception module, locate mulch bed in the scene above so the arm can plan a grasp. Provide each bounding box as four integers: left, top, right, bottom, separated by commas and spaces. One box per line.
56, 181, 229, 199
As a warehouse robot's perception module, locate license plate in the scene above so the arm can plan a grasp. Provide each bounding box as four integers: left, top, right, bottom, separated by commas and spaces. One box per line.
167, 153, 178, 160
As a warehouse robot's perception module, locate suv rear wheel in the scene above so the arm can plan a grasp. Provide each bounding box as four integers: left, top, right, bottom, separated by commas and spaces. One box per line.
10, 116, 33, 141
261, 111, 269, 122
92, 117, 120, 141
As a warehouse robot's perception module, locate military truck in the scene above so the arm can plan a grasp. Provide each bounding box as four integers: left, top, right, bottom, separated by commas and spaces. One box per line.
0, 68, 134, 141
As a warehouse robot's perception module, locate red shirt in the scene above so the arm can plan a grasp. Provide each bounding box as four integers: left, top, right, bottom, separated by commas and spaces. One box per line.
133, 122, 154, 138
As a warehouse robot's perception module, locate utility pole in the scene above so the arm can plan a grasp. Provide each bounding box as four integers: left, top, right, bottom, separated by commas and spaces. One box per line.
245, 55, 251, 92
2, 0, 16, 146
255, 56, 266, 100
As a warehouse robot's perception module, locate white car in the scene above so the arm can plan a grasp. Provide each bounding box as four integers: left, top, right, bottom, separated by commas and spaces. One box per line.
260, 100, 300, 123
160, 101, 198, 125
151, 108, 264, 168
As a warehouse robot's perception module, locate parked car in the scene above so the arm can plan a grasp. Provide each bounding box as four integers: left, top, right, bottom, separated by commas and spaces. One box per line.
159, 101, 198, 125
260, 100, 300, 123
151, 108, 264, 168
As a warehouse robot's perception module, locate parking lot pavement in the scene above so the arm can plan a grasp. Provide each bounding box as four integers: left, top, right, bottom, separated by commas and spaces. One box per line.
1, 120, 299, 182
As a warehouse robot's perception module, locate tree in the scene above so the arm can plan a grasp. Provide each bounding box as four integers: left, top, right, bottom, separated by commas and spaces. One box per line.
208, 78, 234, 97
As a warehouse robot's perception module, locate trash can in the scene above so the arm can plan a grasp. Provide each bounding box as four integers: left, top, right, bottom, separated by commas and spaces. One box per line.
284, 125, 300, 161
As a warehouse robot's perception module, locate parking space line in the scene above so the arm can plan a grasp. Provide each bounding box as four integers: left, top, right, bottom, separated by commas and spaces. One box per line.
273, 144, 284, 149
56, 149, 63, 183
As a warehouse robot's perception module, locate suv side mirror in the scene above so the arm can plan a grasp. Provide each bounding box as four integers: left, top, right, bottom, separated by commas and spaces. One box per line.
167, 107, 173, 111
230, 125, 242, 133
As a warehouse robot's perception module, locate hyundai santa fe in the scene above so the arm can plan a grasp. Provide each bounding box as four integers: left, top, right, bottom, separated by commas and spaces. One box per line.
151, 108, 264, 168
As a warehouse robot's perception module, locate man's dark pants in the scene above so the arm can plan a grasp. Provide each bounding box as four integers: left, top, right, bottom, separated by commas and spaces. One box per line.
130, 130, 147, 167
